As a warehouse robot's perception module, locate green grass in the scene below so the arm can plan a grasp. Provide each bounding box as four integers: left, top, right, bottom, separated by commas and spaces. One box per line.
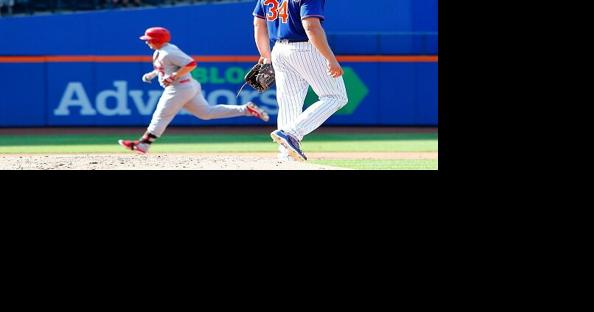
0, 133, 437, 154
311, 159, 438, 170
0, 132, 438, 169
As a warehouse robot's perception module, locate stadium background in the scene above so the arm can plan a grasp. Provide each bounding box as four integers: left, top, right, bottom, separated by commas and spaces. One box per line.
0, 0, 437, 127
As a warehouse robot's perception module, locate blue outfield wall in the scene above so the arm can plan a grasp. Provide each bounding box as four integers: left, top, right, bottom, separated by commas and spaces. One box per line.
0, 0, 438, 127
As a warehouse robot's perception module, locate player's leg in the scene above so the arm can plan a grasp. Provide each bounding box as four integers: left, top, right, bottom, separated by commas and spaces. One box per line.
147, 87, 196, 136
274, 73, 309, 160
271, 44, 309, 160
282, 42, 348, 141
183, 84, 268, 121
119, 86, 195, 153
272, 46, 309, 133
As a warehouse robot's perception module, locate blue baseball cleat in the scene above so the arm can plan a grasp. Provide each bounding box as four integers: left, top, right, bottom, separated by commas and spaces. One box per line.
270, 130, 307, 161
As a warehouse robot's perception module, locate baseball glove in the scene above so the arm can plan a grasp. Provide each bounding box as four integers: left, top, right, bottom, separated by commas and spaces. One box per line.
243, 63, 275, 93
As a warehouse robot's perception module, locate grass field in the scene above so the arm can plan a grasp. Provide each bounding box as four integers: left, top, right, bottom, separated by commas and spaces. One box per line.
311, 159, 438, 170
0, 131, 438, 170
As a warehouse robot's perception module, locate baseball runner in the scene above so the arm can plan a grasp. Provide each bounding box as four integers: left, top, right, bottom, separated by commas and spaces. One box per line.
253, 0, 348, 161
119, 27, 270, 154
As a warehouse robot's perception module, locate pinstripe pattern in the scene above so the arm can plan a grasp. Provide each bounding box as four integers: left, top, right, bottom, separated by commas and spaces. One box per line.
271, 41, 348, 142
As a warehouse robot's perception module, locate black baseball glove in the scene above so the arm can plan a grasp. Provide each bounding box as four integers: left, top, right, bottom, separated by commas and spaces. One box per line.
244, 63, 275, 92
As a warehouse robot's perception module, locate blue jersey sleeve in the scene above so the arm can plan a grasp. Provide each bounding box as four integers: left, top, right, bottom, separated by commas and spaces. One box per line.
253, 0, 265, 19
300, 0, 325, 21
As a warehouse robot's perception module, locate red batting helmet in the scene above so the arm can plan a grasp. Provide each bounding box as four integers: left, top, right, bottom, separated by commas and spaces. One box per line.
139, 27, 171, 45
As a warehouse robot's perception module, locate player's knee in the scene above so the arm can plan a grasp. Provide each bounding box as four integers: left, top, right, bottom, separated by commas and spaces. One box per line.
337, 95, 348, 109
322, 95, 348, 110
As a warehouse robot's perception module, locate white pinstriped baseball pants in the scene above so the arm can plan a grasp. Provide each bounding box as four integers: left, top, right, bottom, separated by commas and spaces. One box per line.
271, 41, 348, 156
148, 80, 248, 137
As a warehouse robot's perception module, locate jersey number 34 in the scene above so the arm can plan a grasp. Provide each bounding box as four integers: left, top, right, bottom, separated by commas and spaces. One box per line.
264, 0, 289, 23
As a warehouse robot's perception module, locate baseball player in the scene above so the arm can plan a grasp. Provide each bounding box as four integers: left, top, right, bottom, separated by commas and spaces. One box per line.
119, 27, 270, 154
253, 0, 348, 161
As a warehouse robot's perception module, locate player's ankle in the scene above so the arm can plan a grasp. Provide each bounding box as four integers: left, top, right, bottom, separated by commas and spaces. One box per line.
283, 129, 301, 142
137, 142, 150, 151
140, 132, 158, 145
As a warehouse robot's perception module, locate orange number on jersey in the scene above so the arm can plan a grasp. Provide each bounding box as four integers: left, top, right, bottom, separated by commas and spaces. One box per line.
264, 0, 279, 21
278, 0, 289, 23
264, 0, 288, 24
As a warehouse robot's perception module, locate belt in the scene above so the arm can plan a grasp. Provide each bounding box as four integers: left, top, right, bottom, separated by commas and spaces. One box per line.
178, 79, 191, 84
277, 39, 309, 43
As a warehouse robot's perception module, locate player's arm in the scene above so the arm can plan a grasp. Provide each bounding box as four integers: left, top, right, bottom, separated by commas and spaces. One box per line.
142, 69, 159, 83
302, 17, 343, 78
173, 61, 197, 78
143, 51, 161, 82
162, 61, 197, 85
254, 16, 271, 64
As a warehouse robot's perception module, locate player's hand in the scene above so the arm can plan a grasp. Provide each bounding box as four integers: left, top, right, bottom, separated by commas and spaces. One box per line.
142, 73, 155, 83
163, 73, 177, 86
326, 59, 344, 78
258, 56, 270, 65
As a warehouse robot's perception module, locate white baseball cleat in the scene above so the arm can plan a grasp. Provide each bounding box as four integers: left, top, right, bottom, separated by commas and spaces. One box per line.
246, 102, 270, 122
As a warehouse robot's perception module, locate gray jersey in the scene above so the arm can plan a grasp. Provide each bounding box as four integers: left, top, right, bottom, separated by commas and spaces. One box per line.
153, 43, 195, 88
